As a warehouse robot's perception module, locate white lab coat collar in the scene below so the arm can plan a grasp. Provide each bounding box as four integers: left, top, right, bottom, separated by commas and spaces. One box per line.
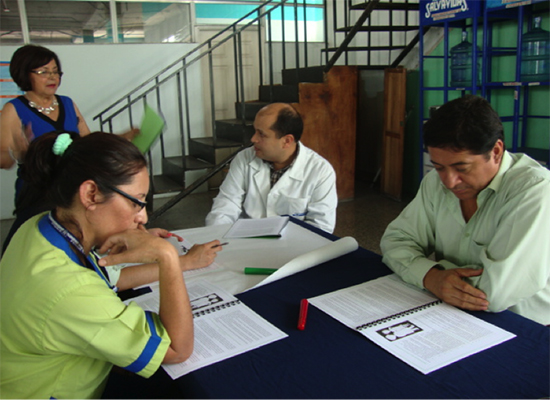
248, 142, 306, 182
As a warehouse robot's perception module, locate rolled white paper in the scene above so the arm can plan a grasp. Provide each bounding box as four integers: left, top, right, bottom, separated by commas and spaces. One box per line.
253, 236, 359, 289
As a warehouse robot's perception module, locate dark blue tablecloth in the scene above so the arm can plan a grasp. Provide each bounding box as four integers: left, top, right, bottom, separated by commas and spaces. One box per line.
175, 219, 549, 399
104, 219, 550, 399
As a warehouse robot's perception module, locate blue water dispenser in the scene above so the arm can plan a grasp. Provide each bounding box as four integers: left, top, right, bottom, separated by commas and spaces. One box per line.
450, 30, 481, 87
520, 16, 550, 82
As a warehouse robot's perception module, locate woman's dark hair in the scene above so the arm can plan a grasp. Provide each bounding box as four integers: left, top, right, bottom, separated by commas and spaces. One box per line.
423, 95, 504, 155
10, 44, 63, 91
271, 105, 303, 142
16, 132, 147, 213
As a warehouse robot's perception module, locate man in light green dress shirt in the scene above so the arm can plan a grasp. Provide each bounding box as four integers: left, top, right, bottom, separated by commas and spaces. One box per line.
381, 95, 550, 325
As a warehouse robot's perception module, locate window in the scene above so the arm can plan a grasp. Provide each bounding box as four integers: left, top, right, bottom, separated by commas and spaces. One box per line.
0, 0, 191, 44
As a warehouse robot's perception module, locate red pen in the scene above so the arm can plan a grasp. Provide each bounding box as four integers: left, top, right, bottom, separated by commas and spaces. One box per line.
297, 298, 309, 330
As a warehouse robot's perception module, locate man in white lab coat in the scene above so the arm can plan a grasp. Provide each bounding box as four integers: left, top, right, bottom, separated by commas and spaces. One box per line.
205, 103, 337, 233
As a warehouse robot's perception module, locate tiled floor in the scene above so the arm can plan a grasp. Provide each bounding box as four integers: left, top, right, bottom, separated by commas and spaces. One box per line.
0, 181, 409, 256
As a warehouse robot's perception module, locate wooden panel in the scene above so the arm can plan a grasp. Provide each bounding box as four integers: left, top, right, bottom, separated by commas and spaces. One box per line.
295, 66, 358, 200
381, 67, 407, 200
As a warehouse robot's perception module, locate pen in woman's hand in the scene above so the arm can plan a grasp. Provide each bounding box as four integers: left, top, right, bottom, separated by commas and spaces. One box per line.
212, 242, 229, 248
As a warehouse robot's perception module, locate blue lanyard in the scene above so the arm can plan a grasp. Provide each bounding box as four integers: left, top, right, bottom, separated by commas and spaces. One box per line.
47, 212, 118, 292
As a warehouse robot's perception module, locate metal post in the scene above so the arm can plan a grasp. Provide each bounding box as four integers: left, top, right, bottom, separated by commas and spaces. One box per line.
208, 41, 217, 144
344, 0, 349, 65
294, 0, 300, 81
332, 0, 337, 51
16, 0, 30, 43
282, 2, 287, 70
233, 25, 241, 107
237, 32, 246, 121
183, 58, 191, 154
155, 77, 166, 160
142, 97, 154, 185
323, 0, 329, 65
127, 95, 133, 128
176, 70, 186, 183
303, 0, 308, 68
443, 22, 449, 104
109, 0, 119, 43
268, 13, 274, 99
419, 18, 425, 182
258, 8, 264, 86
389, 0, 394, 65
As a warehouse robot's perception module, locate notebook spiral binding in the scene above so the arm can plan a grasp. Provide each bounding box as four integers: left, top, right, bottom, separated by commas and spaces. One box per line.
193, 299, 242, 318
355, 300, 442, 331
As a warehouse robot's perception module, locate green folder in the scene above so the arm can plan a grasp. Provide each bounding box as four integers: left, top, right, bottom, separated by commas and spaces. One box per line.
132, 104, 165, 153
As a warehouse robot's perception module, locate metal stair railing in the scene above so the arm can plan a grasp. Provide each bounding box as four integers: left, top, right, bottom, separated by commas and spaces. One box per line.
93, 0, 422, 222
323, 0, 421, 70
92, 0, 322, 221
324, 0, 381, 72
94, 0, 289, 135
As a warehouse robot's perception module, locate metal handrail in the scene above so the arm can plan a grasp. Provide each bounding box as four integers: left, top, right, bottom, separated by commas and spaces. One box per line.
98, 0, 422, 221
149, 145, 251, 223
93, 0, 286, 123
324, 0, 380, 72
95, 0, 296, 127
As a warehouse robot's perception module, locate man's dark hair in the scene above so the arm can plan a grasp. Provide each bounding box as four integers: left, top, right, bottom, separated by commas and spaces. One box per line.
10, 44, 63, 92
423, 95, 504, 155
271, 105, 303, 142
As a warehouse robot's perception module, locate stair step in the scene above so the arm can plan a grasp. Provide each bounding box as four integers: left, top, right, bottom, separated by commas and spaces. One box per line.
336, 25, 419, 32
164, 155, 214, 170
151, 174, 184, 195
161, 155, 213, 186
215, 119, 255, 144
322, 45, 408, 53
351, 1, 419, 11
236, 101, 269, 120
282, 66, 325, 85
259, 84, 299, 103
189, 137, 244, 164
191, 136, 244, 148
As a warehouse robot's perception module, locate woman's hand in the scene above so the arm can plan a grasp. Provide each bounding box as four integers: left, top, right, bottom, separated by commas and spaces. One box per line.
181, 240, 222, 271
148, 227, 183, 242
120, 127, 140, 141
11, 123, 34, 162
1, 106, 34, 169
97, 228, 177, 267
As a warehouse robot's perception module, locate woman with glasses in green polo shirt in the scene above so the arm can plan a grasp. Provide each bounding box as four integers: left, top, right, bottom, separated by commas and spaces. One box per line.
0, 131, 221, 399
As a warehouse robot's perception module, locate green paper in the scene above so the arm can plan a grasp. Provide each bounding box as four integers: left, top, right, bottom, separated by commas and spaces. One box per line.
133, 104, 165, 153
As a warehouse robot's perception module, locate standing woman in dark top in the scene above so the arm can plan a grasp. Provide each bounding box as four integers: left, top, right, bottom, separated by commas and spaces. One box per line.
1, 45, 90, 164
0, 44, 135, 252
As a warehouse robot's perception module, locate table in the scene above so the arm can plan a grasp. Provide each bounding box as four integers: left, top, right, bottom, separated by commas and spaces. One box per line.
169, 218, 333, 295
105, 219, 550, 399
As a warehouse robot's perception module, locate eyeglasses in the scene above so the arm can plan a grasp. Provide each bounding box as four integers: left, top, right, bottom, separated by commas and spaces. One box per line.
31, 70, 63, 78
107, 186, 147, 211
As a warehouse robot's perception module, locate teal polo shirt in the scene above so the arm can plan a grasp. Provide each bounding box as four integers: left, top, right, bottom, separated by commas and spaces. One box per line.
0, 213, 171, 399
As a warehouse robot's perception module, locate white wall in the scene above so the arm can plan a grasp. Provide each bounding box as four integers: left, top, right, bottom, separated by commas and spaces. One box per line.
0, 42, 201, 219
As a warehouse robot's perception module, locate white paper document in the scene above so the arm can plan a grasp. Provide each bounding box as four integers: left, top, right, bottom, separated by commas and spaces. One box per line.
253, 236, 358, 289
223, 216, 289, 238
309, 274, 516, 374
128, 280, 288, 379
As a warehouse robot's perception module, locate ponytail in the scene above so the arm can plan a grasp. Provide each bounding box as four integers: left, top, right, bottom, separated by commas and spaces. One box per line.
16, 131, 146, 213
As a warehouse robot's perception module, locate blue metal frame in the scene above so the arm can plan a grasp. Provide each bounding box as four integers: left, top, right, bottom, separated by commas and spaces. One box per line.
482, 2, 550, 165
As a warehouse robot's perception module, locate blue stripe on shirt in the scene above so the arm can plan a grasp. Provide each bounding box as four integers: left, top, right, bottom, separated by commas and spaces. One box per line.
124, 311, 163, 373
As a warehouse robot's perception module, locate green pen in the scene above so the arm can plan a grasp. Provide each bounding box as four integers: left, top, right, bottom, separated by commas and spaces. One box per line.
244, 267, 278, 275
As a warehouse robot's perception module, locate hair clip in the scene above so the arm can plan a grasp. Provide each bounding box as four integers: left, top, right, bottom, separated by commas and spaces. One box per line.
52, 133, 73, 156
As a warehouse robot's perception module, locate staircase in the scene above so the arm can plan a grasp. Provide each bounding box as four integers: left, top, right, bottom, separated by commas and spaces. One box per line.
93, 0, 421, 223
